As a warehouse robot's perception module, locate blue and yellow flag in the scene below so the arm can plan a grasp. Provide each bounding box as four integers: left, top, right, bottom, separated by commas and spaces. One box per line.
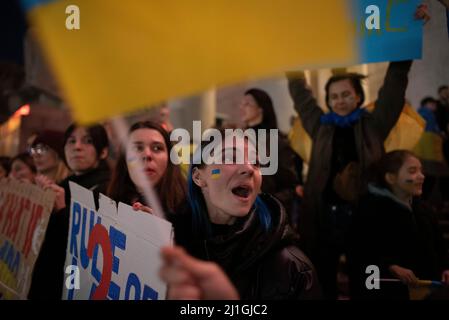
408, 280, 444, 300
23, 0, 421, 123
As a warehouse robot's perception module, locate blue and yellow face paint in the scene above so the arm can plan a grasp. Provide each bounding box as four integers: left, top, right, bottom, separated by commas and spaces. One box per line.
211, 169, 221, 179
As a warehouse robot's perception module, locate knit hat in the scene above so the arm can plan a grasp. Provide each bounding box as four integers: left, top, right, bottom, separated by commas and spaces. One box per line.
31, 130, 65, 159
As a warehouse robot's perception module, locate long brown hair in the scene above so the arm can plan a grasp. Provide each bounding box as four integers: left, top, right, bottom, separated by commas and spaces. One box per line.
107, 121, 186, 214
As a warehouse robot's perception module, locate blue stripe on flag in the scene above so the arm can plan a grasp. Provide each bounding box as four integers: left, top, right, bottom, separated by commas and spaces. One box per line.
21, 0, 56, 12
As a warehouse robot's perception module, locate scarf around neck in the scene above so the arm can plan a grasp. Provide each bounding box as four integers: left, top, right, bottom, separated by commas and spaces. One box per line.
320, 108, 366, 128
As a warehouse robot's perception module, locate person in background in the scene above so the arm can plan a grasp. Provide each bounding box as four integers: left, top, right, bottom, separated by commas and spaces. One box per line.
348, 150, 449, 299
28, 123, 111, 300
30, 130, 70, 185
436, 86, 449, 136
287, 59, 412, 299
9, 153, 36, 183
107, 121, 186, 215
239, 88, 300, 221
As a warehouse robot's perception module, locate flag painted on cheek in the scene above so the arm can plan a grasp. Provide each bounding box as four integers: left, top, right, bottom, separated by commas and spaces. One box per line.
211, 169, 221, 179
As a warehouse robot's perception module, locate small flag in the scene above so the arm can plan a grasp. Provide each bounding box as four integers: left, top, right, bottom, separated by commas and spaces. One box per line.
211, 169, 221, 179
408, 280, 444, 300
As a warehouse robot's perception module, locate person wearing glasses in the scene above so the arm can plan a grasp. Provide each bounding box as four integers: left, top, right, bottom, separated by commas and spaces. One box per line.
28, 124, 111, 300
29, 130, 70, 185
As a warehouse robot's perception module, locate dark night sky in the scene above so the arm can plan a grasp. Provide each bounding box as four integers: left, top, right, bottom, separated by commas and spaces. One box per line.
0, 0, 28, 65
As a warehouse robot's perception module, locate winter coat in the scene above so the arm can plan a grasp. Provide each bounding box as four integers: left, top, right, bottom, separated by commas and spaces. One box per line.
287, 60, 412, 258
171, 193, 321, 299
348, 185, 449, 299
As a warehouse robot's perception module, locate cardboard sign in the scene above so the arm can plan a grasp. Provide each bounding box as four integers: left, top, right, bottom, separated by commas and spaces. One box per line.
352, 0, 422, 63
63, 182, 173, 300
0, 178, 55, 300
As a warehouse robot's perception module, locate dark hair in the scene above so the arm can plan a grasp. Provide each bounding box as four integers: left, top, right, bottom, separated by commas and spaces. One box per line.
107, 121, 186, 214
0, 157, 11, 176
438, 85, 448, 95
244, 88, 278, 129
420, 96, 437, 107
188, 129, 272, 238
11, 153, 37, 173
31, 130, 65, 159
371, 150, 418, 191
325, 73, 367, 110
64, 123, 110, 168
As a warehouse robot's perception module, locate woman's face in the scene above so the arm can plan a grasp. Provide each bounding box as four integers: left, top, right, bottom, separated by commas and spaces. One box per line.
65, 127, 102, 175
31, 144, 59, 173
239, 94, 262, 125
193, 139, 261, 225
10, 159, 35, 182
126, 128, 168, 189
328, 79, 361, 116
388, 156, 425, 197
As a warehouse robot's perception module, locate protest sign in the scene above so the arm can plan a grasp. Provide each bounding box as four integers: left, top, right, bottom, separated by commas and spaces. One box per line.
63, 182, 173, 300
0, 178, 55, 299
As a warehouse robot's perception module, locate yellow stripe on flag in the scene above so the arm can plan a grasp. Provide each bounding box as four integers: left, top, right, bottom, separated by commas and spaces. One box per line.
28, 0, 355, 123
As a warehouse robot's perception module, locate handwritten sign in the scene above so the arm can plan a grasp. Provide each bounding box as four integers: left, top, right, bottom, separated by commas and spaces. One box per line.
63, 182, 173, 300
0, 178, 55, 299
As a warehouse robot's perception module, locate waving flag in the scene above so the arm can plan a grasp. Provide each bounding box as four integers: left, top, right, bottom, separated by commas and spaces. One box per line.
23, 0, 421, 123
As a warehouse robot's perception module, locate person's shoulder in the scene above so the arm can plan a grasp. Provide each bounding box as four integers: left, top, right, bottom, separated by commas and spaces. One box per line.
267, 245, 314, 274
259, 245, 321, 299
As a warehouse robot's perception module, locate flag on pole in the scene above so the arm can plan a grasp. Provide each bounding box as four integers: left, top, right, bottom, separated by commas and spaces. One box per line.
23, 0, 421, 123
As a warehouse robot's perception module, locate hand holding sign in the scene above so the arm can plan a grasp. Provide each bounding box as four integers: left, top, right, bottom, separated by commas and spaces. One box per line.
132, 202, 153, 215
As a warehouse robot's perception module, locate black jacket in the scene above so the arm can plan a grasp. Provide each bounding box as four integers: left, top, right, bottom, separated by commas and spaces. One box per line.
288, 61, 412, 258
28, 164, 110, 300
171, 193, 321, 299
348, 185, 449, 299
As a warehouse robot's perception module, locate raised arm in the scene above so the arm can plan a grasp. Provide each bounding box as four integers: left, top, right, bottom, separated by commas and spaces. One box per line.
287, 72, 324, 139
371, 60, 413, 141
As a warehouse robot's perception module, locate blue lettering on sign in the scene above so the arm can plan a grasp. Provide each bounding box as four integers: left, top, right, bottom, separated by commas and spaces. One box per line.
107, 226, 126, 300
125, 273, 141, 300
142, 285, 158, 300
70, 201, 81, 258
68, 201, 161, 300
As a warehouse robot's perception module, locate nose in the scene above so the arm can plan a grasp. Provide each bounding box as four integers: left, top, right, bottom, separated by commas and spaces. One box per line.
142, 147, 153, 162
74, 140, 83, 149
238, 162, 254, 177
418, 171, 425, 181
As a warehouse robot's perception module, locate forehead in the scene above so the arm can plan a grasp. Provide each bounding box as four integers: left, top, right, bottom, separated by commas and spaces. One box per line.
129, 128, 165, 143
401, 156, 421, 169
70, 127, 89, 136
243, 94, 258, 105
329, 79, 355, 94
12, 159, 25, 166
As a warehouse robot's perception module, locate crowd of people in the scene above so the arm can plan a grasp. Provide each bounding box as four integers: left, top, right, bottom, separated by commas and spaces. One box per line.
1, 65, 449, 300
1, 5, 448, 301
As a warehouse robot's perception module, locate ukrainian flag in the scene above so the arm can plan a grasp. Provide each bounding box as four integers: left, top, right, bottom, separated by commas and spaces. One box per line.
23, 0, 421, 124
408, 280, 444, 300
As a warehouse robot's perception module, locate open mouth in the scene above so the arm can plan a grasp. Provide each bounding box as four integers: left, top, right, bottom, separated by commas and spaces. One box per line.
231, 185, 252, 199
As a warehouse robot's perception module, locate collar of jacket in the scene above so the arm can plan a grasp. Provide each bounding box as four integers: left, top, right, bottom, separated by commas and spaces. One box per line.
367, 183, 412, 211
320, 108, 366, 128
202, 193, 294, 275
